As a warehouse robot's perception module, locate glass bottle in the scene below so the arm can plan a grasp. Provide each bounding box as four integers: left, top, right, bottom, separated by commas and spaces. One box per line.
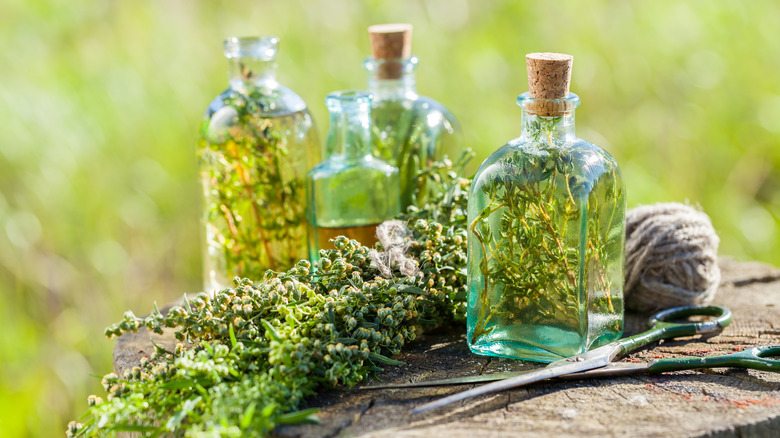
198, 36, 319, 291
306, 91, 400, 260
467, 53, 625, 362
365, 24, 463, 210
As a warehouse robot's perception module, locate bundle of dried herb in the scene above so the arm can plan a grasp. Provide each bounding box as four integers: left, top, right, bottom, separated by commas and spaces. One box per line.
69, 153, 471, 437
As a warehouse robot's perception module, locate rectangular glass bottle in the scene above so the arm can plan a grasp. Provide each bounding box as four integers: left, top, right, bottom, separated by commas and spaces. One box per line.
466, 53, 625, 362
306, 91, 400, 260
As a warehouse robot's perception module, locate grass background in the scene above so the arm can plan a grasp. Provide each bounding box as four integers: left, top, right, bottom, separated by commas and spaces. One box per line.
1, 0, 779, 435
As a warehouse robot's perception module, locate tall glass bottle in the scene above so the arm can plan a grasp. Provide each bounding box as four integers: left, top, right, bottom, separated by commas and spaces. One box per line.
467, 53, 625, 362
365, 24, 463, 210
307, 91, 400, 260
198, 36, 319, 291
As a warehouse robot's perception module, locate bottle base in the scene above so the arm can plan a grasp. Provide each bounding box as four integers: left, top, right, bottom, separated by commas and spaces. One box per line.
467, 340, 571, 363
467, 322, 623, 363
467, 323, 589, 363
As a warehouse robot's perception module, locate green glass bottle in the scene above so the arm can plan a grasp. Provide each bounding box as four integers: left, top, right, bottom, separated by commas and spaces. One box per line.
306, 91, 400, 260
467, 53, 625, 362
365, 24, 463, 210
198, 36, 319, 292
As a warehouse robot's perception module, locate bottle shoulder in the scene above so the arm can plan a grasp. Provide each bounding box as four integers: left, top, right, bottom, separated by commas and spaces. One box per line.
372, 94, 460, 130
414, 95, 459, 118
204, 85, 311, 120
472, 137, 623, 192
307, 157, 398, 181
201, 86, 317, 145
483, 136, 620, 166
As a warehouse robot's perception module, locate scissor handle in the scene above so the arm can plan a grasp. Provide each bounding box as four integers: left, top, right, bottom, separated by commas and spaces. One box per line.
648, 345, 780, 373
650, 305, 732, 334
616, 305, 732, 356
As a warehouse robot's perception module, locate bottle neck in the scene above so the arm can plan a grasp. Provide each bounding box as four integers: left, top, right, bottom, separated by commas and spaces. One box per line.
520, 110, 576, 145
226, 58, 279, 92
223, 36, 280, 93
325, 92, 372, 161
517, 92, 581, 145
367, 73, 417, 100
364, 56, 419, 100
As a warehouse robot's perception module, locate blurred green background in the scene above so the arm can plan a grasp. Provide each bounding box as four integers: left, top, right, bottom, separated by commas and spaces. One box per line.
2, 0, 779, 435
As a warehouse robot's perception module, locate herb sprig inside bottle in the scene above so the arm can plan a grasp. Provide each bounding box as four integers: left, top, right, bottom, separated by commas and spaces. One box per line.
467, 52, 626, 362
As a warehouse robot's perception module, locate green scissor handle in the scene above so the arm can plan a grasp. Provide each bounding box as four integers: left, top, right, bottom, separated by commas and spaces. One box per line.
648, 345, 780, 373
615, 305, 732, 357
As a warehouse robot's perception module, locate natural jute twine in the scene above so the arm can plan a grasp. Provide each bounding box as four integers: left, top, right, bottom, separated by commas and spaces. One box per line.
625, 202, 720, 312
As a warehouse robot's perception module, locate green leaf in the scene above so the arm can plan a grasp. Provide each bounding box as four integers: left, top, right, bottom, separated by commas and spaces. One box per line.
398, 285, 426, 295
229, 324, 237, 348
261, 319, 282, 341
201, 341, 214, 356
275, 407, 321, 425
260, 402, 277, 419
183, 293, 192, 313
149, 339, 174, 355
165, 396, 202, 430
240, 402, 256, 429
369, 352, 405, 366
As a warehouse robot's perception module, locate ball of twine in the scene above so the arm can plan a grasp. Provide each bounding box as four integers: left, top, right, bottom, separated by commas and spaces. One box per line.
625, 203, 721, 312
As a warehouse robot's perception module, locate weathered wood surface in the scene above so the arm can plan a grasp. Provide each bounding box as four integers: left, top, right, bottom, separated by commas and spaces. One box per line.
115, 259, 780, 437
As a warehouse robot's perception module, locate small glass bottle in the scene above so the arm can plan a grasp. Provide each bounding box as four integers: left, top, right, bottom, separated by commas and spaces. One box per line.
467, 53, 625, 362
365, 24, 463, 210
306, 91, 400, 260
198, 36, 319, 291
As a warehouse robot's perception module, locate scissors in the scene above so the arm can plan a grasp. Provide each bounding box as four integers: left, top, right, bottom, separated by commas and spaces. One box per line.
363, 305, 780, 414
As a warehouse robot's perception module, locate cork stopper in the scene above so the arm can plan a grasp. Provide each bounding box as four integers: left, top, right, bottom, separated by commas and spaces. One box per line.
368, 23, 413, 79
525, 52, 574, 116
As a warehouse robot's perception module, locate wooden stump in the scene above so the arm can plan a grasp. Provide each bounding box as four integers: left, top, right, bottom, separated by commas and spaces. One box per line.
114, 259, 780, 437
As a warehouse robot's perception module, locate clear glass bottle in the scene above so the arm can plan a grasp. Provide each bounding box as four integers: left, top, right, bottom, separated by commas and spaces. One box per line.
467, 53, 625, 362
365, 24, 463, 210
306, 91, 400, 260
198, 36, 319, 291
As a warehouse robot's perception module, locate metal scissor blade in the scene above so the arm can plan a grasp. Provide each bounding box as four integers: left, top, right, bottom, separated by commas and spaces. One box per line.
563, 361, 651, 379
360, 370, 533, 390
363, 361, 651, 390
411, 344, 621, 414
